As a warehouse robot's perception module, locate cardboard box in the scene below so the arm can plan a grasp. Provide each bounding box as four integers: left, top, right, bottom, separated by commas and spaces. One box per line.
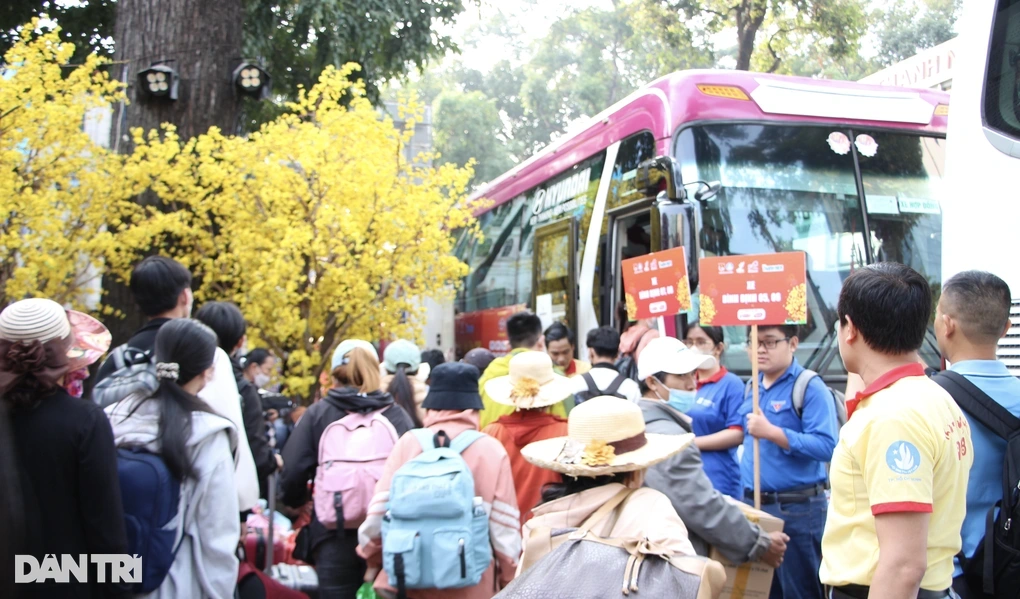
709, 499, 785, 599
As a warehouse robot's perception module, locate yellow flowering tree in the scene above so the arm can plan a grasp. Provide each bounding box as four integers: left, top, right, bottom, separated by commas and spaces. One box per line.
122, 65, 476, 399
0, 23, 137, 310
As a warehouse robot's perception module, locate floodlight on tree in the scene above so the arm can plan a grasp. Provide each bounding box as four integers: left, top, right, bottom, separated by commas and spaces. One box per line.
233, 62, 271, 100
137, 64, 179, 101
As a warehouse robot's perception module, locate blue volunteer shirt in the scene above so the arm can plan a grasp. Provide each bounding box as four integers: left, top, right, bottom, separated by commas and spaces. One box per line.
740, 359, 838, 493
950, 360, 1020, 577
690, 367, 745, 499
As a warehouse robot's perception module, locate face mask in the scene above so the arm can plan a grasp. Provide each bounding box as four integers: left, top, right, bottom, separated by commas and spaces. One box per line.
667, 388, 698, 413
254, 373, 271, 388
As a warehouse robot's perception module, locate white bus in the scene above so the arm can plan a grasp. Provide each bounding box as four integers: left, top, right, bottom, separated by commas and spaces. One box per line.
942, 0, 1020, 373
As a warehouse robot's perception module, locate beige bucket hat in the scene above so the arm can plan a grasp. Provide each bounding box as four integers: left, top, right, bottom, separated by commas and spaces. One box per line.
483, 350, 575, 410
522, 396, 693, 477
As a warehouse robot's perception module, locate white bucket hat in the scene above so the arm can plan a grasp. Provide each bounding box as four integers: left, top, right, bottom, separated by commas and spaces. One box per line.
521, 396, 693, 477
483, 350, 575, 410
0, 298, 71, 343
636, 336, 716, 381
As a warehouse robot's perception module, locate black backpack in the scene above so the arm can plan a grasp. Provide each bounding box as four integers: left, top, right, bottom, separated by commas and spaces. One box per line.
574, 371, 628, 405
614, 354, 639, 382
933, 370, 1020, 599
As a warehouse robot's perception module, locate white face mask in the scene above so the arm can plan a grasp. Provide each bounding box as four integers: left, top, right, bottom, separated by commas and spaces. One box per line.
254, 372, 271, 388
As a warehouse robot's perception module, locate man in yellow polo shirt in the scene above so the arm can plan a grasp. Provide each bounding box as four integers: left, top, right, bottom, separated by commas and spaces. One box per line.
821, 263, 973, 599
479, 311, 570, 428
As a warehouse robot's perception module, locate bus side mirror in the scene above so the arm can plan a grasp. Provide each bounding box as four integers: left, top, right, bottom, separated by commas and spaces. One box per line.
636, 156, 721, 203
635, 156, 680, 200
693, 181, 721, 202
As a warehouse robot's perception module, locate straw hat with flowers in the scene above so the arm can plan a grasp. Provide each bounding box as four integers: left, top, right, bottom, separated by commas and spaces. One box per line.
521, 396, 694, 477
483, 350, 575, 410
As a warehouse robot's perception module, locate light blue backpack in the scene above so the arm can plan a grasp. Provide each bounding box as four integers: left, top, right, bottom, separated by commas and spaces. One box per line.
381, 429, 492, 598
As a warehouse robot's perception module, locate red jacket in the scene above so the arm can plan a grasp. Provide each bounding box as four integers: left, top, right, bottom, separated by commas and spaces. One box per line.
483, 411, 569, 525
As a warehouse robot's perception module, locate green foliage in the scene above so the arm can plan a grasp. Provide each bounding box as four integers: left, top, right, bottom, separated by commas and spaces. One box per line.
426, 0, 714, 187
243, 0, 466, 104
872, 0, 960, 66
433, 90, 513, 186
1, 0, 468, 113
668, 0, 867, 71
0, 0, 115, 63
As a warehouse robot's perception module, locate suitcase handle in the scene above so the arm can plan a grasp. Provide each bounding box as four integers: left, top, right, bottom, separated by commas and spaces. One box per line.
265, 472, 276, 573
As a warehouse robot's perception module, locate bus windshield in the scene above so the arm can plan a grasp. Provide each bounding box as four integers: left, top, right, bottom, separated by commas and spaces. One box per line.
676, 124, 945, 376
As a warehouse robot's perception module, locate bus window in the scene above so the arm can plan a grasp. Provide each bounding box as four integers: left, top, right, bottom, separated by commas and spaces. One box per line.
457, 200, 527, 313
676, 124, 866, 376
985, 0, 1020, 146
857, 132, 946, 366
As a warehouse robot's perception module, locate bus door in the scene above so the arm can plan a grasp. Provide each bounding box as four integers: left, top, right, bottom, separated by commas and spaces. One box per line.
654, 200, 699, 338
604, 201, 655, 331
532, 217, 579, 338
604, 199, 701, 335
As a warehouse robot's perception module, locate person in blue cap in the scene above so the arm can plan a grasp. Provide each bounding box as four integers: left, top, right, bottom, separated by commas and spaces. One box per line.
381, 339, 426, 427
280, 339, 414, 598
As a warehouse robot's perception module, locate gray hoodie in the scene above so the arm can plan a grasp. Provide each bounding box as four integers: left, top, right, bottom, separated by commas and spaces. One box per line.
106, 397, 240, 599
639, 398, 772, 563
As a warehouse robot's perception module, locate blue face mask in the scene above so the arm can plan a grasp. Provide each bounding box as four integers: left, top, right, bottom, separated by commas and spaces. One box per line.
667, 388, 698, 413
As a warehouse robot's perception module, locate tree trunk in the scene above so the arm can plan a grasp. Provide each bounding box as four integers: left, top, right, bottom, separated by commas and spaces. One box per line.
102, 0, 243, 345
734, 0, 767, 71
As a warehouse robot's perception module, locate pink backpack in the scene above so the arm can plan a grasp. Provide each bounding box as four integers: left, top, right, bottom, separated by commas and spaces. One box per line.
313, 409, 398, 530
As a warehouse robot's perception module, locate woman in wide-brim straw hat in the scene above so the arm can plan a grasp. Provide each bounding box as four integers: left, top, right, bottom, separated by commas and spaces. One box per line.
516, 396, 715, 580
0, 298, 130, 599
482, 351, 573, 525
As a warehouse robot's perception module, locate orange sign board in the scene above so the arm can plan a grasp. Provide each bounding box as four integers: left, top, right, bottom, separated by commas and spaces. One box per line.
698, 252, 807, 327
621, 247, 692, 321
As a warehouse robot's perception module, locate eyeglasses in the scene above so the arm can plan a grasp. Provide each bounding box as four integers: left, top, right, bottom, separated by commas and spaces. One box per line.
683, 338, 715, 349
756, 337, 791, 350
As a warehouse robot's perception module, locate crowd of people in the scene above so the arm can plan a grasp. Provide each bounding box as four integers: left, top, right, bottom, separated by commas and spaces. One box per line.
1, 255, 1017, 599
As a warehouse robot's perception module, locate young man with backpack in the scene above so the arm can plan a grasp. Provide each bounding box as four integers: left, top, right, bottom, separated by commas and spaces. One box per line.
932, 270, 1020, 599
570, 326, 641, 404
482, 351, 572, 524
358, 362, 521, 599
92, 256, 261, 515
194, 302, 280, 500
279, 341, 415, 598
821, 263, 974, 599
741, 323, 838, 599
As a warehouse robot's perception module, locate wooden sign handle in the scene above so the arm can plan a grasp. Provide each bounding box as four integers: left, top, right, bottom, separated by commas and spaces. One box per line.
751, 324, 762, 510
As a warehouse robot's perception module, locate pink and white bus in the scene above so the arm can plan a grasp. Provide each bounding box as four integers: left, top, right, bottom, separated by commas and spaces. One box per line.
452, 69, 950, 382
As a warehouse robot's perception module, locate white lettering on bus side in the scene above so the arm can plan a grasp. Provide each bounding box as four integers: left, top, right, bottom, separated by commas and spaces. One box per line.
528, 167, 593, 225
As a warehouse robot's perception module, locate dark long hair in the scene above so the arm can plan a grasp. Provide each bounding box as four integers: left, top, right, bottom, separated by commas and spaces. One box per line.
539, 473, 629, 505
129, 319, 217, 481
0, 401, 22, 598
387, 364, 423, 428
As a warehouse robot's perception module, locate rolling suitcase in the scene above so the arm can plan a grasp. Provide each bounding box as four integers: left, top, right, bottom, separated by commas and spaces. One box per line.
267, 472, 319, 597
270, 564, 319, 598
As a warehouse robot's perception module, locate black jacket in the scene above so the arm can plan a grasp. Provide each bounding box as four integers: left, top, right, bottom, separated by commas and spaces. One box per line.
94, 318, 171, 384
9, 388, 132, 598
232, 357, 278, 488
280, 387, 414, 552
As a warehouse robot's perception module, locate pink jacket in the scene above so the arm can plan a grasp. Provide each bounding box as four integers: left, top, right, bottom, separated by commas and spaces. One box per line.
358, 410, 522, 599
